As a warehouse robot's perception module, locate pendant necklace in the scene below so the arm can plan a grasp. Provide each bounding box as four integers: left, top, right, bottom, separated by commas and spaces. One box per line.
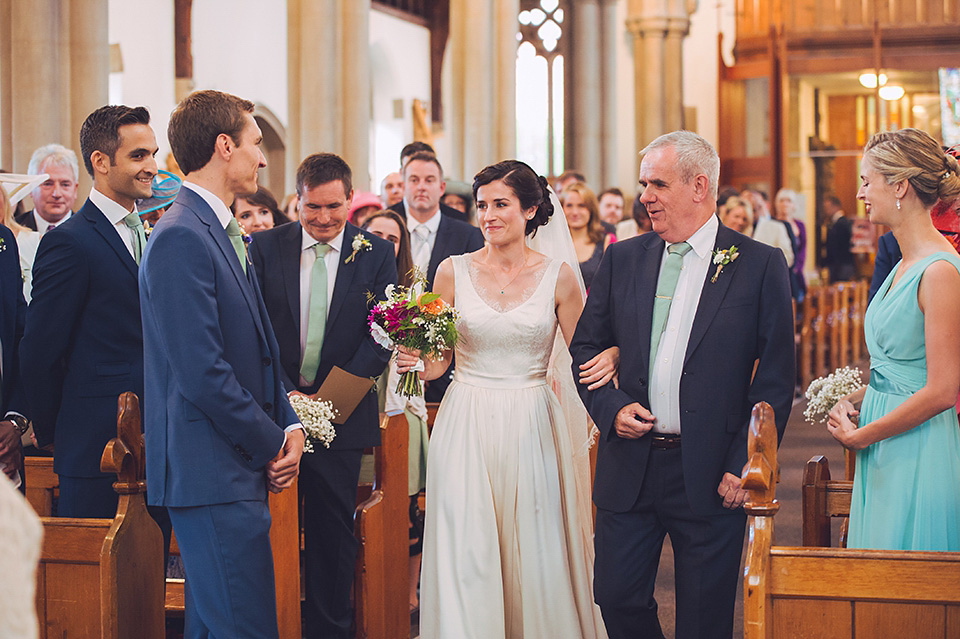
496, 253, 528, 294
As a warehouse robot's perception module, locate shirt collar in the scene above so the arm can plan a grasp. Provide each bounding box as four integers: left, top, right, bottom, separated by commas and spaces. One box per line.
300, 224, 345, 254
670, 213, 719, 260
406, 210, 441, 235
89, 188, 137, 225
183, 181, 234, 230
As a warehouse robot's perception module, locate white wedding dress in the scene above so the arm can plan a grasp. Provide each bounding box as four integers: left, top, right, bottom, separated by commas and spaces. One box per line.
420, 253, 607, 639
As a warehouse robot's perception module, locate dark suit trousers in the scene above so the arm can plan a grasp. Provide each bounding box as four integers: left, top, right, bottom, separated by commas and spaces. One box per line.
169, 500, 278, 639
301, 446, 364, 639
594, 448, 745, 639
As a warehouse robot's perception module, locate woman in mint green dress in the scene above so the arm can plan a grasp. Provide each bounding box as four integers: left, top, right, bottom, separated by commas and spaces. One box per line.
828, 128, 960, 551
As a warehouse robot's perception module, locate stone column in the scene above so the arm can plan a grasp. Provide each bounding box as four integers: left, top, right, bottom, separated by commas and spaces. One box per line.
447, 0, 517, 182
570, 0, 602, 184
287, 0, 370, 191
600, 0, 620, 188
0, 0, 107, 196
626, 0, 695, 158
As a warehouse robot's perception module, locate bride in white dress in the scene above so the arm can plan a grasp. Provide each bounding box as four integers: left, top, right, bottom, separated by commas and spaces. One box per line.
398, 160, 611, 638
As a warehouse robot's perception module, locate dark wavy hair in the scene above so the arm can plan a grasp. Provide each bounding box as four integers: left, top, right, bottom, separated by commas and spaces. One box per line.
231, 185, 288, 227
79, 105, 151, 177
472, 160, 553, 237
362, 210, 414, 287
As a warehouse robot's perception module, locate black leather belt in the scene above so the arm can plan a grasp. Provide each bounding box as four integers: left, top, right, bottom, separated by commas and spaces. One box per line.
650, 434, 681, 449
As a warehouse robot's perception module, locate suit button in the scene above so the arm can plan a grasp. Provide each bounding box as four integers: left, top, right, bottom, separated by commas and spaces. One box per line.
263, 402, 273, 412
262, 357, 271, 366
638, 378, 647, 385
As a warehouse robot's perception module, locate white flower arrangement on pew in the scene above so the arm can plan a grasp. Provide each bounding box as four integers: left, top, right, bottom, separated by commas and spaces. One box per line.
803, 366, 865, 425
288, 393, 338, 452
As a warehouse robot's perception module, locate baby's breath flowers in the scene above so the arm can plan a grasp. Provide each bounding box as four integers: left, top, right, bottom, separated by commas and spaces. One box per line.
288, 393, 338, 452
803, 366, 865, 424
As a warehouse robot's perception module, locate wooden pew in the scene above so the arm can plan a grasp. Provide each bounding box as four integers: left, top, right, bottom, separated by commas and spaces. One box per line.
743, 404, 960, 639
354, 411, 410, 639
33, 392, 164, 639
800, 455, 852, 548
24, 456, 57, 517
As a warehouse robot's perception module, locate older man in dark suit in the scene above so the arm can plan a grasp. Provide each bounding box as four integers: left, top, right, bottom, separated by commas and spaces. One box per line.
250, 153, 397, 639
571, 131, 795, 639
16, 144, 80, 234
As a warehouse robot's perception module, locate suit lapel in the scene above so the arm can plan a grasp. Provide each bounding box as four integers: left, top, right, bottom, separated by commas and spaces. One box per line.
636, 235, 665, 375
684, 225, 741, 365
325, 223, 360, 337
84, 202, 139, 279
281, 223, 303, 333
179, 189, 268, 345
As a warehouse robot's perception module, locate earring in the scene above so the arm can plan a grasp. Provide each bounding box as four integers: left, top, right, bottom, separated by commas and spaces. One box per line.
896, 198, 901, 210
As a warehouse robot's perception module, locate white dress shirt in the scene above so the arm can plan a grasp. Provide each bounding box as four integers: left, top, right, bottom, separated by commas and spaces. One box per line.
35, 211, 72, 236
89, 188, 139, 259
298, 226, 344, 385
183, 182, 302, 434
406, 209, 441, 273
649, 214, 719, 435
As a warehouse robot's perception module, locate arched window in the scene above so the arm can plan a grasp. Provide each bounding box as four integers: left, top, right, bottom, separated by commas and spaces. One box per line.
517, 0, 565, 177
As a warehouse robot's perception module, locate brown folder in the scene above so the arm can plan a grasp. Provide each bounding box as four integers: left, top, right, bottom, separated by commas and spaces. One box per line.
311, 366, 375, 424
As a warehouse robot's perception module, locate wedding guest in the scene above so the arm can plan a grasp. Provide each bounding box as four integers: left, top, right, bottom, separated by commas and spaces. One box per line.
361, 209, 427, 613
249, 153, 396, 639
17, 144, 79, 235
554, 168, 586, 194
0, 184, 28, 491
392, 145, 469, 224
571, 131, 794, 639
398, 160, 612, 638
598, 187, 625, 226
137, 169, 182, 227
752, 206, 794, 267
231, 185, 287, 234
615, 192, 652, 240
380, 171, 404, 208
347, 191, 383, 227
774, 188, 806, 302
828, 128, 960, 551
0, 172, 44, 302
560, 182, 613, 290
140, 90, 304, 638
824, 194, 856, 283
442, 180, 474, 224
719, 195, 753, 234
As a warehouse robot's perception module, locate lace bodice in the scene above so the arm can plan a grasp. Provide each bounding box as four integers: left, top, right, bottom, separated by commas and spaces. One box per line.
451, 254, 562, 389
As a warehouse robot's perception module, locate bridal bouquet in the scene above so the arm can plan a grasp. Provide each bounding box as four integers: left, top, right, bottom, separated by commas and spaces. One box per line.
368, 278, 459, 397
803, 366, 865, 425
288, 393, 338, 452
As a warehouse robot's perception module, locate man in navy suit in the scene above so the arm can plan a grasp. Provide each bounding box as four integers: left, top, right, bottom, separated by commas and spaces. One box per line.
21, 105, 163, 520
140, 90, 304, 639
392, 151, 483, 400
250, 153, 397, 639
571, 131, 795, 639
15, 144, 80, 234
0, 198, 28, 490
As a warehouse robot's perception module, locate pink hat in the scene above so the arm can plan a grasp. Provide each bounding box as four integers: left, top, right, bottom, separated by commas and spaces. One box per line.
349, 191, 384, 222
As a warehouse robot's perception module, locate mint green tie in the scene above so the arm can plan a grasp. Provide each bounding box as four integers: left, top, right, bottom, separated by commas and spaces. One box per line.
650, 242, 692, 378
299, 243, 331, 385
225, 218, 247, 274
123, 211, 146, 265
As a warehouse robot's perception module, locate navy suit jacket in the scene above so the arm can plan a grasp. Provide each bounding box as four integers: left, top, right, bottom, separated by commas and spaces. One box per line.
868, 231, 901, 303
249, 221, 397, 450
20, 200, 142, 476
14, 209, 37, 232
0, 224, 27, 418
389, 203, 484, 287
139, 187, 296, 507
570, 224, 795, 516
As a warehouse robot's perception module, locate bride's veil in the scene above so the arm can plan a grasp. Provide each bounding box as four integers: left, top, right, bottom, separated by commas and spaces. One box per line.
527, 185, 600, 556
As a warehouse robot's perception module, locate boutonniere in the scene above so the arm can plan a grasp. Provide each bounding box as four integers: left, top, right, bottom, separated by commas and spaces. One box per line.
0, 237, 7, 253
143, 221, 153, 239
242, 232, 253, 263
345, 234, 372, 263
710, 245, 739, 283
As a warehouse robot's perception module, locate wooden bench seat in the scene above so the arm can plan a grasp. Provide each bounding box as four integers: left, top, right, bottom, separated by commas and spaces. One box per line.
742, 403, 960, 639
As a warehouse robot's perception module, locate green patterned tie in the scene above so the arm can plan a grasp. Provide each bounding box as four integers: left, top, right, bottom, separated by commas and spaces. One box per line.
299, 243, 331, 385
123, 211, 146, 265
649, 241, 692, 378
225, 218, 247, 274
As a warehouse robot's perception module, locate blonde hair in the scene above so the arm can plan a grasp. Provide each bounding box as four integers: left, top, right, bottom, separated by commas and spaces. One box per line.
863, 128, 960, 207
720, 195, 753, 227
0, 183, 25, 235
559, 181, 606, 244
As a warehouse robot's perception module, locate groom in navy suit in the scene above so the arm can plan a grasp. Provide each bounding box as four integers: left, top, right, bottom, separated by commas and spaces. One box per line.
140, 90, 304, 639
571, 132, 795, 639
249, 153, 396, 638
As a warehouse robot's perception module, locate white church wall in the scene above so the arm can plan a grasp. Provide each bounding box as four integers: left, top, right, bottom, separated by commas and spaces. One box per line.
369, 9, 432, 191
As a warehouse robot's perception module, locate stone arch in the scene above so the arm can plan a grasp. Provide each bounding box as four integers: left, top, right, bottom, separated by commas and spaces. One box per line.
253, 104, 287, 200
